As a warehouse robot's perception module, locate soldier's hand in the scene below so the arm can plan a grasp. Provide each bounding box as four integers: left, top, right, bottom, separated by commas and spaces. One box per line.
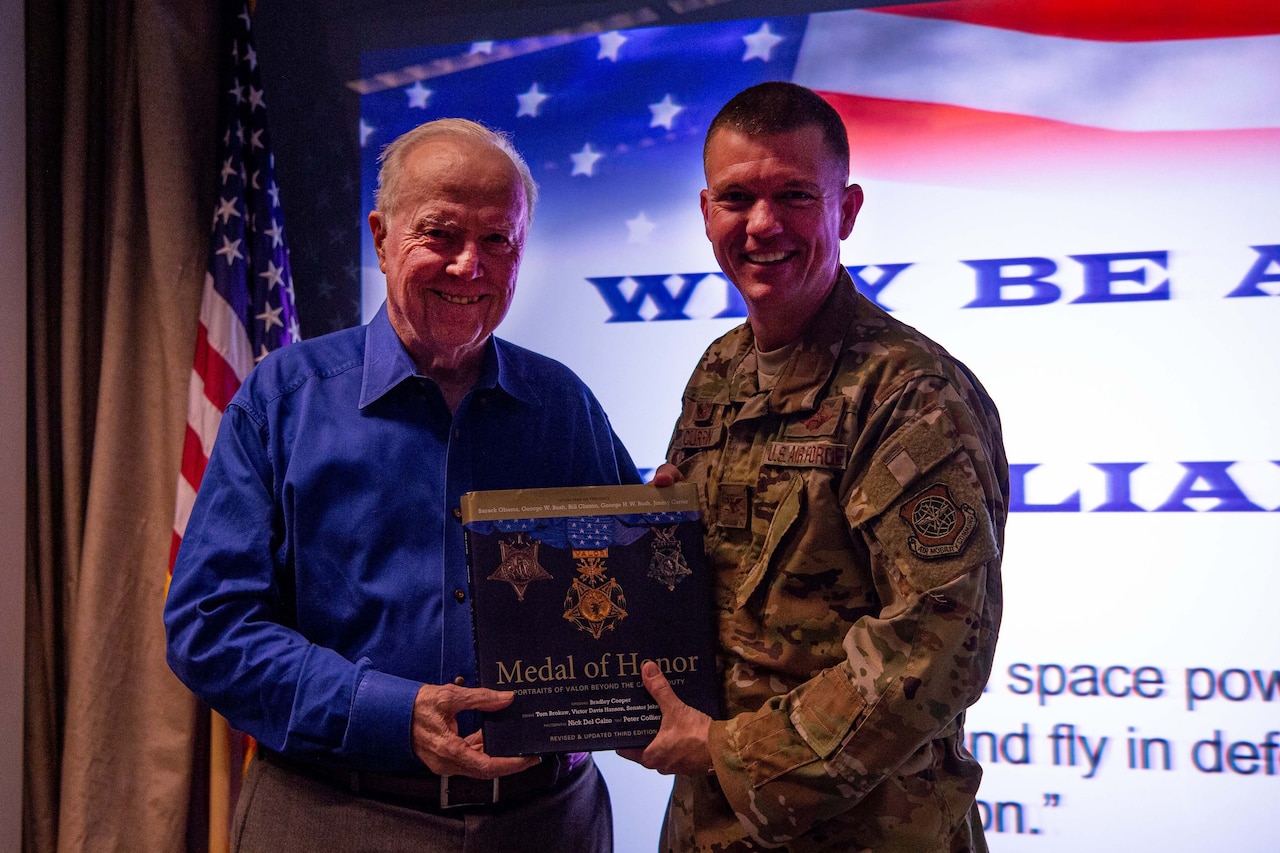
616, 660, 714, 775
648, 463, 684, 487
411, 683, 540, 778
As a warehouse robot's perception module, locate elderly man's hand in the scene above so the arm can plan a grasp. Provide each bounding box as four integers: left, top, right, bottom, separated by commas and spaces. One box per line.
411, 683, 540, 778
616, 660, 714, 775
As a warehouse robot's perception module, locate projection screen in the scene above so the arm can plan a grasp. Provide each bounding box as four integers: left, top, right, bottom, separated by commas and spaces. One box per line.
356, 3, 1280, 849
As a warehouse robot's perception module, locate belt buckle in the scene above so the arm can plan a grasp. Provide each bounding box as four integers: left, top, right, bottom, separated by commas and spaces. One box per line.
439, 775, 500, 809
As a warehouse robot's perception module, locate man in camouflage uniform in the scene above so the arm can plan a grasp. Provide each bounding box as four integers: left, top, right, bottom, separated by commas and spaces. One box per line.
618, 82, 1009, 852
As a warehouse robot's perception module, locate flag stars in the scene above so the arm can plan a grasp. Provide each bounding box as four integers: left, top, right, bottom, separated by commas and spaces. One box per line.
742, 23, 783, 62
249, 128, 265, 150
268, 181, 282, 207
221, 156, 238, 184
215, 236, 244, 265
626, 212, 656, 244
516, 83, 549, 118
215, 196, 241, 224
597, 31, 627, 61
570, 143, 603, 177
259, 259, 286, 290
648, 94, 685, 130
248, 85, 266, 111
470, 41, 494, 55
405, 81, 432, 109
263, 219, 284, 248
257, 302, 284, 332
359, 119, 375, 147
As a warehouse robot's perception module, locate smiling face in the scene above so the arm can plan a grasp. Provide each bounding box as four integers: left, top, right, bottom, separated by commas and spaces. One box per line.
368, 135, 529, 376
701, 125, 863, 350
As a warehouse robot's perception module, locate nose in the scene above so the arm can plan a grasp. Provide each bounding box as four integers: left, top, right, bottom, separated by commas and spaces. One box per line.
745, 200, 782, 238
447, 240, 482, 279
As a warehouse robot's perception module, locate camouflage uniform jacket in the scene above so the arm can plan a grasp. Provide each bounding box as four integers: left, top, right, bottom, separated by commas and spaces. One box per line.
663, 271, 1009, 852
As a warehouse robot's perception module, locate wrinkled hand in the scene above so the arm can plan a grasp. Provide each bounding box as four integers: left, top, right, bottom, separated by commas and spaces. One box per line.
648, 463, 684, 488
412, 683, 540, 778
616, 660, 713, 775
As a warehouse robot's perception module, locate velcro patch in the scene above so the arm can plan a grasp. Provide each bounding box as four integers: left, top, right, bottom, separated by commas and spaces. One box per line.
873, 455, 999, 592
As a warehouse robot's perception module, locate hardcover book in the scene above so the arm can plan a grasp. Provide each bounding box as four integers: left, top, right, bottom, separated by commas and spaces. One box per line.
461, 482, 720, 756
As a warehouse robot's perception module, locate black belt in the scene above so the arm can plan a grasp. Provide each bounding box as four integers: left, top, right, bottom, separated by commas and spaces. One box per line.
260, 749, 573, 813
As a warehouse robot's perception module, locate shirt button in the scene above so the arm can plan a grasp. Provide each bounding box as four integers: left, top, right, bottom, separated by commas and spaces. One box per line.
454, 589, 466, 602
452, 507, 462, 520
453, 676, 466, 686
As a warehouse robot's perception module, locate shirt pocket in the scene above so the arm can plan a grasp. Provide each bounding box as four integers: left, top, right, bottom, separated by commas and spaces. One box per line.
734, 472, 804, 610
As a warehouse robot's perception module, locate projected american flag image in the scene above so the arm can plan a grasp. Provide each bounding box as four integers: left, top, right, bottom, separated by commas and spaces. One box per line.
356, 4, 1278, 314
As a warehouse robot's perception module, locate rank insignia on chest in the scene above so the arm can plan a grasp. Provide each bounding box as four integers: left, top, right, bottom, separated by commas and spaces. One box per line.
899, 483, 977, 560
716, 483, 750, 529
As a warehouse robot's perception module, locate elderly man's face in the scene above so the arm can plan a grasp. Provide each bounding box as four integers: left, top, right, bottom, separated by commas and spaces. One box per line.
369, 136, 528, 374
701, 125, 862, 350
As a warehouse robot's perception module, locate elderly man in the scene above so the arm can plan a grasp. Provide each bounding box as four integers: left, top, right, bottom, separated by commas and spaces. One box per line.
621, 82, 1009, 852
165, 119, 637, 852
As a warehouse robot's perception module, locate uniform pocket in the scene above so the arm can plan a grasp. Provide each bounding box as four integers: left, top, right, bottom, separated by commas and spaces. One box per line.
734, 473, 803, 609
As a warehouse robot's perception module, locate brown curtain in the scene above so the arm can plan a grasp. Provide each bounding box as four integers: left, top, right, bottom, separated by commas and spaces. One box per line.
26, 0, 220, 849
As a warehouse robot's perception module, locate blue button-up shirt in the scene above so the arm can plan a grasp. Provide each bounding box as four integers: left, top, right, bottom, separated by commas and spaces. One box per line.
165, 305, 639, 772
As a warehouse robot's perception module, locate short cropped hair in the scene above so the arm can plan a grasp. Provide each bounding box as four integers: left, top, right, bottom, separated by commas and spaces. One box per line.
704, 82, 850, 182
374, 118, 539, 221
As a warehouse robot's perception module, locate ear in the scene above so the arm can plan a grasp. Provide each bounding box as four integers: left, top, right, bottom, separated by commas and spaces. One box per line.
368, 210, 389, 271
839, 184, 864, 240
699, 188, 712, 240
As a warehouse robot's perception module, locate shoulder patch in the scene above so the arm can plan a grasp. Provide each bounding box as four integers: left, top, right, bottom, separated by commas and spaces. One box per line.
898, 483, 977, 560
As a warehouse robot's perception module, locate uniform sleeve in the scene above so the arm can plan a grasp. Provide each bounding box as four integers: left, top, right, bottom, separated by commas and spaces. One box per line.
163, 401, 421, 767
707, 374, 1007, 844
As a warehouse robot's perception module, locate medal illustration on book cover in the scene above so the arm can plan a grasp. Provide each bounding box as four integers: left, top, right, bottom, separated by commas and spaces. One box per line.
488, 533, 552, 601
647, 525, 691, 591
562, 516, 627, 638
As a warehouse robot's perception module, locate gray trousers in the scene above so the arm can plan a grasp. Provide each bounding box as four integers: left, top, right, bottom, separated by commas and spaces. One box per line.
232, 753, 614, 853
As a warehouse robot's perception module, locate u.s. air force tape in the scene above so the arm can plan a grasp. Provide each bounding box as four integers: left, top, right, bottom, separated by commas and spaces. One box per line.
763, 441, 849, 470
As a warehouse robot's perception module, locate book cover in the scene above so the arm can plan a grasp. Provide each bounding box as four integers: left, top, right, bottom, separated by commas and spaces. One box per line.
461, 482, 720, 756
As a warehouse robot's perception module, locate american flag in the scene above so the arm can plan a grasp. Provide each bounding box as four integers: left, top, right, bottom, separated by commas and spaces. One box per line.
171, 1, 299, 573
170, 2, 298, 849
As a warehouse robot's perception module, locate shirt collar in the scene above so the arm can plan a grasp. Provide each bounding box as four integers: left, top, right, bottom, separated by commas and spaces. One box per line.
358, 303, 537, 409
726, 267, 859, 416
